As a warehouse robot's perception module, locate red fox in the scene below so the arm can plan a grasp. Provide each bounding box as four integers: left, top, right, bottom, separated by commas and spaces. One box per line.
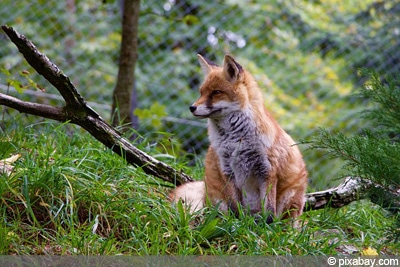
170, 54, 308, 221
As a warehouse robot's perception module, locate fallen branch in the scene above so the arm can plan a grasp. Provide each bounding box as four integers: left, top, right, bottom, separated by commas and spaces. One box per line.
0, 25, 193, 186
306, 177, 367, 210
1, 25, 398, 211
306, 176, 399, 211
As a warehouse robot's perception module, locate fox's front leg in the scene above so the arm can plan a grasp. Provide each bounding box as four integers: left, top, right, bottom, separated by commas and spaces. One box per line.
226, 179, 243, 216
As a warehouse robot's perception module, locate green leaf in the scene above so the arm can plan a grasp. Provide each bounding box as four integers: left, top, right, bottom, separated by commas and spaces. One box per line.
198, 218, 220, 240
133, 102, 167, 128
182, 15, 199, 26
7, 78, 24, 93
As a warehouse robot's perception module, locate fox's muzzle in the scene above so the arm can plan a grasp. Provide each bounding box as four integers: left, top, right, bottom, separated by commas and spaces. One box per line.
189, 105, 197, 113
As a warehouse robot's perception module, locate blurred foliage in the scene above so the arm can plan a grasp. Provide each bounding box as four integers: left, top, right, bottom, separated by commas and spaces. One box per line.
134, 102, 167, 128
1, 0, 399, 190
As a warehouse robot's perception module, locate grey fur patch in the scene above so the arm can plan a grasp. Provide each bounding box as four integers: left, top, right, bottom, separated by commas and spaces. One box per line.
208, 109, 271, 211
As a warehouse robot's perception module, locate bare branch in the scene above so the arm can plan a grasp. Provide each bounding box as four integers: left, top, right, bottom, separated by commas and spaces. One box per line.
1, 25, 193, 186
1, 25, 85, 108
0, 93, 66, 121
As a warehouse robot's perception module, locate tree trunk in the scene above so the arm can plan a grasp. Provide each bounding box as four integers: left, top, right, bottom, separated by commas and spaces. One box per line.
111, 0, 140, 128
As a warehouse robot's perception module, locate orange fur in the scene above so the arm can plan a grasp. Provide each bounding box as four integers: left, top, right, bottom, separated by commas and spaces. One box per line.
170, 54, 307, 220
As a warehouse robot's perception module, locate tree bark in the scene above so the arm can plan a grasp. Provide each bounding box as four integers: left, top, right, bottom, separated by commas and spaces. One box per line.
306, 177, 372, 210
1, 25, 399, 211
305, 176, 399, 211
111, 0, 140, 128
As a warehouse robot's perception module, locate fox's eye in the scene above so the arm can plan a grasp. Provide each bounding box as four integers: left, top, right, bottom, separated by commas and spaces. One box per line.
212, 90, 222, 95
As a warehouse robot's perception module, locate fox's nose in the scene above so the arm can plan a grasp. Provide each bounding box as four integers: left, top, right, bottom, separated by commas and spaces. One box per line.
189, 105, 197, 113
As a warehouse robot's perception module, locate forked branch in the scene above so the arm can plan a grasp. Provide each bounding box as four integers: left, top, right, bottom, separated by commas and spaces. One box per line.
0, 25, 193, 186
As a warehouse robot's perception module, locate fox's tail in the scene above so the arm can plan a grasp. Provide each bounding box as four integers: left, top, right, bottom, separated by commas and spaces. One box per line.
169, 181, 205, 213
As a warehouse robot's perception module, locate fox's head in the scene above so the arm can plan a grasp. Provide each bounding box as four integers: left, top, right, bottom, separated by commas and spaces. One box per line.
190, 54, 253, 119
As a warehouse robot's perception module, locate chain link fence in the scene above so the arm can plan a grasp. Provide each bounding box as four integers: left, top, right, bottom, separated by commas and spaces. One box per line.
1, 0, 399, 190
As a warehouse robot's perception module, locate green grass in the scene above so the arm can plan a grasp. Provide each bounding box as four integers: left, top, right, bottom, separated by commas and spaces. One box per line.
0, 116, 399, 255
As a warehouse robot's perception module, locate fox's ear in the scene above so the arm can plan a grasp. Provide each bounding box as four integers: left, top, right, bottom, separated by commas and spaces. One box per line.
223, 55, 243, 82
197, 54, 215, 76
